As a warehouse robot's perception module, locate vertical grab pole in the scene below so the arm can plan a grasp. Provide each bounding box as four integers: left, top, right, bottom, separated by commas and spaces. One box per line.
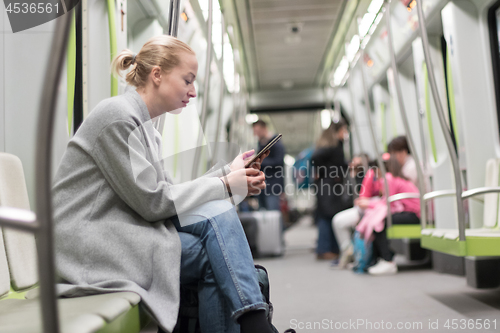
416, 0, 466, 241
229, 68, 239, 152
385, 0, 427, 228
156, 0, 178, 133
171, 0, 181, 37
192, 0, 213, 178
358, 49, 393, 229
347, 81, 364, 153
106, 0, 118, 96
212, 14, 225, 166
167, 0, 175, 35
36, 12, 73, 333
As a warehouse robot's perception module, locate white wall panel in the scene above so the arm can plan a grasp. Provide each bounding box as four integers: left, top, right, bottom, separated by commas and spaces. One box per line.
442, 0, 498, 228
413, 37, 458, 229
3, 15, 70, 208
348, 67, 381, 160
87, 0, 127, 113
0, 3, 5, 152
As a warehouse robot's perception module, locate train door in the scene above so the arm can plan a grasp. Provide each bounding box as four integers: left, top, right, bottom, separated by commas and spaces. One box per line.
440, 0, 497, 228
413, 32, 459, 230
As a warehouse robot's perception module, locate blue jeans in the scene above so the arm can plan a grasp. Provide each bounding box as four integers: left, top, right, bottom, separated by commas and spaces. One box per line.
173, 200, 268, 333
316, 217, 340, 255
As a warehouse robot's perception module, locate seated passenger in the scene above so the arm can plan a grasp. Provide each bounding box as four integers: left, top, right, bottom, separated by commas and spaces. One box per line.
355, 156, 420, 275
52, 35, 284, 333
332, 159, 382, 268
388, 136, 418, 186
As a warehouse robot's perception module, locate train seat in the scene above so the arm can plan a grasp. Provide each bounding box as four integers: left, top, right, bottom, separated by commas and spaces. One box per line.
0, 152, 149, 333
421, 158, 500, 257
386, 192, 422, 239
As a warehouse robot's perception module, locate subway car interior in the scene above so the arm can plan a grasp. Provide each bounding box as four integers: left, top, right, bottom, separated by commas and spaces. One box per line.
2, 0, 500, 332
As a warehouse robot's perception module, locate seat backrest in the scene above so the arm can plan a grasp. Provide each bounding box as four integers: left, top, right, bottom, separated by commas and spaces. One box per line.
483, 158, 500, 228
0, 228, 11, 297
0, 152, 38, 291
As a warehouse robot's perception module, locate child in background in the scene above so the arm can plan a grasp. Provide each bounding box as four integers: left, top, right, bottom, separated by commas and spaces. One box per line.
356, 156, 420, 275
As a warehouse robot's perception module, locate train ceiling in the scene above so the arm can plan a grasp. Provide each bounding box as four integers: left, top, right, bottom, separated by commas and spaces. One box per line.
233, 0, 347, 92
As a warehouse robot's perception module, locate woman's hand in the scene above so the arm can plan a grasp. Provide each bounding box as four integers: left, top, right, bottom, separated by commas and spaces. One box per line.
221, 168, 266, 197
355, 197, 370, 210
247, 150, 270, 171
230, 149, 270, 172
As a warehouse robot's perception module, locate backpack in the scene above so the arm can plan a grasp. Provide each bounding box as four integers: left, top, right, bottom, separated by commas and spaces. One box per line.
352, 231, 373, 274
173, 265, 278, 333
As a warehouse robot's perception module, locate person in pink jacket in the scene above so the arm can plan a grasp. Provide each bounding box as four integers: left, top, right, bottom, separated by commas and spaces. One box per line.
357, 156, 420, 275
332, 160, 382, 268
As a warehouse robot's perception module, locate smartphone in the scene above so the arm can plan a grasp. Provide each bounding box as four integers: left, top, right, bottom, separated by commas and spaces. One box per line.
245, 134, 282, 168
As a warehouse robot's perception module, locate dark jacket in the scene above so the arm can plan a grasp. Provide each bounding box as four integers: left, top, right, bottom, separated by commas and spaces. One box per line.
258, 134, 285, 196
311, 142, 347, 219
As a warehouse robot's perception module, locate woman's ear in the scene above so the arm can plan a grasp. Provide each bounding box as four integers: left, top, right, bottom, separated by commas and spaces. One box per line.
151, 66, 162, 86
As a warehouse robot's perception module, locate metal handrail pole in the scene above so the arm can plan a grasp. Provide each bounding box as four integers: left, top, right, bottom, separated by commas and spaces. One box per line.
192, 0, 213, 179
172, 0, 181, 37
0, 206, 40, 233
358, 51, 393, 229
0, 207, 39, 231
388, 192, 421, 203
347, 81, 364, 153
156, 0, 178, 133
212, 14, 225, 166
461, 187, 500, 200
423, 189, 457, 202
385, 0, 427, 229
344, 32, 364, 154
416, 0, 466, 241
228, 72, 239, 161
36, 12, 73, 333
167, 0, 175, 35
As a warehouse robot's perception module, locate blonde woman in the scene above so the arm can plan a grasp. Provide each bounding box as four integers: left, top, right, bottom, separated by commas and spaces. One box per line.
52, 36, 286, 333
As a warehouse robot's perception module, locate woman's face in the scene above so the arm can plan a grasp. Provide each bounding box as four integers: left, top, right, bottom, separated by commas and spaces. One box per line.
157, 52, 198, 113
337, 125, 348, 141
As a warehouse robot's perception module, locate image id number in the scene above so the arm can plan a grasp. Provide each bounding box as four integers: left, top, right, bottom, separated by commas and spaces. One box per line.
444, 319, 497, 330
6, 2, 60, 14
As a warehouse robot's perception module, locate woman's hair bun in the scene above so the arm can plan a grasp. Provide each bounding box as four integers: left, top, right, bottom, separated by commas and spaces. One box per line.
111, 49, 136, 79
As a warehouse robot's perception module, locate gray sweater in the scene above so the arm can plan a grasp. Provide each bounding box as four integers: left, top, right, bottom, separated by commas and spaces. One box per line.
53, 89, 228, 331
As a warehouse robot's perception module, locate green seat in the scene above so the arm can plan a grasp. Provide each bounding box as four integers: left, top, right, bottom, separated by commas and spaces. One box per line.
387, 224, 422, 239
386, 192, 422, 239
421, 228, 500, 257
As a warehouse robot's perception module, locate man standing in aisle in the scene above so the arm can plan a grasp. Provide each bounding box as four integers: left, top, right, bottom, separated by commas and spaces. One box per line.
252, 119, 285, 211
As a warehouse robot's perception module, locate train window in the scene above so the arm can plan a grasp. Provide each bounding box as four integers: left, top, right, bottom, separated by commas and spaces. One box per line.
488, 1, 500, 138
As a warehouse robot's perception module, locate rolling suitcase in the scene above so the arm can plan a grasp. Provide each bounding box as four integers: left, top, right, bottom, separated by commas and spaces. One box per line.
239, 210, 284, 257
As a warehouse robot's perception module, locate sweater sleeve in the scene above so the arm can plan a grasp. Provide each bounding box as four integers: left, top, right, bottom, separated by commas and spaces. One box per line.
91, 121, 227, 221
359, 169, 375, 198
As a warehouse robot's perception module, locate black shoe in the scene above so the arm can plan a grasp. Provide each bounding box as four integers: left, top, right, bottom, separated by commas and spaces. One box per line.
284, 329, 297, 333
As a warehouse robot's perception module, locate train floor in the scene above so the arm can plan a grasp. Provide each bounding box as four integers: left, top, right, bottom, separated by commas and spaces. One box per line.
142, 215, 500, 333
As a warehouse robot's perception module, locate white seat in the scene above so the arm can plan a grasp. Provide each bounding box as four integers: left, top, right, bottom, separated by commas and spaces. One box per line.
0, 153, 146, 333
422, 159, 500, 240
0, 291, 141, 333
483, 159, 500, 228
421, 229, 433, 236
424, 228, 500, 241
0, 153, 38, 291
